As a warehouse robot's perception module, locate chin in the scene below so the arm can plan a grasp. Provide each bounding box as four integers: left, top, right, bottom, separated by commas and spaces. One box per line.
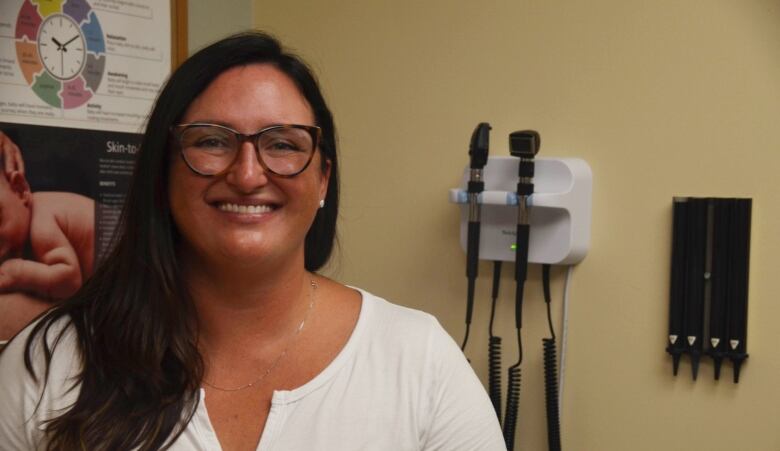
221, 237, 303, 264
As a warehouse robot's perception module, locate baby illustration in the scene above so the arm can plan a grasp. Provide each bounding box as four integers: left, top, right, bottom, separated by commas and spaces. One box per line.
0, 132, 95, 341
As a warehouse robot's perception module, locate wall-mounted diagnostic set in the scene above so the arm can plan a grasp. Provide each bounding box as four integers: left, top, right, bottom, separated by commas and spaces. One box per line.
450, 123, 592, 451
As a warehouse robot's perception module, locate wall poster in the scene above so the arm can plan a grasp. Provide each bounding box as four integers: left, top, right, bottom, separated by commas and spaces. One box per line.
0, 0, 177, 344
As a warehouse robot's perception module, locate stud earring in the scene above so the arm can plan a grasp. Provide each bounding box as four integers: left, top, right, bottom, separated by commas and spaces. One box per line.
319, 199, 325, 209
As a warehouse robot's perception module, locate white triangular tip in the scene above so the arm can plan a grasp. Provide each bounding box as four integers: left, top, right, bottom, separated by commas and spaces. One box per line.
669, 335, 678, 344
687, 336, 696, 346
710, 338, 720, 348
730, 339, 739, 350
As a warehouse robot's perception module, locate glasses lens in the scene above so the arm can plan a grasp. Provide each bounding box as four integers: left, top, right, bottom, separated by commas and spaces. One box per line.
176, 125, 317, 176
179, 126, 237, 175
257, 127, 315, 176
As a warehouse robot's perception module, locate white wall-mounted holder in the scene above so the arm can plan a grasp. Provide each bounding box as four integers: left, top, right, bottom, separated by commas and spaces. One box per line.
449, 156, 593, 265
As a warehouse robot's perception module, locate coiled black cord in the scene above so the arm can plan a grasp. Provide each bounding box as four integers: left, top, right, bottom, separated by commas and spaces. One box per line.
502, 333, 522, 451
542, 264, 562, 451
542, 339, 561, 451
488, 337, 503, 422
488, 261, 503, 423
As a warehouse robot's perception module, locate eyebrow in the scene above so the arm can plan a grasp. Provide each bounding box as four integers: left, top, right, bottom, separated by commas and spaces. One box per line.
182, 120, 236, 129
178, 122, 319, 135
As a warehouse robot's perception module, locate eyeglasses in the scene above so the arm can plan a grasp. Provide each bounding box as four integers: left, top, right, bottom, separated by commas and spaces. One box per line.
170, 123, 321, 177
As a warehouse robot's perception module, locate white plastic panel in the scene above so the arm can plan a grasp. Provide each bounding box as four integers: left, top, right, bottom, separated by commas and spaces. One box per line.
449, 156, 592, 265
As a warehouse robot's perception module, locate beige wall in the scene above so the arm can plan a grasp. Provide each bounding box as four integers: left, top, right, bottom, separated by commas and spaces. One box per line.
188, 0, 253, 54
250, 1, 779, 449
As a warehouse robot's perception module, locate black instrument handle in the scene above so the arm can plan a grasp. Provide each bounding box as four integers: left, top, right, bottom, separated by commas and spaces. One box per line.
514, 223, 530, 328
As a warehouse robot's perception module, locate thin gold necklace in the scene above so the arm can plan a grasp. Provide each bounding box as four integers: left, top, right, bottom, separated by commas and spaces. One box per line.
202, 279, 317, 392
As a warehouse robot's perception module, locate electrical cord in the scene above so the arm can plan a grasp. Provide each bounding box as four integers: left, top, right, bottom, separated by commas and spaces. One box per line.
502, 333, 522, 451
542, 264, 562, 451
460, 318, 472, 351
461, 257, 477, 350
488, 261, 503, 423
503, 220, 529, 451
559, 265, 572, 409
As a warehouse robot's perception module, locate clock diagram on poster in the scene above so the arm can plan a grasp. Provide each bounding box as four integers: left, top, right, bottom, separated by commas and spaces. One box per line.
14, 0, 105, 109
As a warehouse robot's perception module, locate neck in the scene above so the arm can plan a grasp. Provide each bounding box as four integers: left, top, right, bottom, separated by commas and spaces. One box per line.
183, 248, 313, 356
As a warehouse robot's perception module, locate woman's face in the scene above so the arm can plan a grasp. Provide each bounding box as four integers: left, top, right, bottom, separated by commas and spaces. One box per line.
168, 64, 330, 271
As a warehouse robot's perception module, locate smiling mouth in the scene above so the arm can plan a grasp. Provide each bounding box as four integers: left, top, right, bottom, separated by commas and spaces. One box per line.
217, 203, 276, 214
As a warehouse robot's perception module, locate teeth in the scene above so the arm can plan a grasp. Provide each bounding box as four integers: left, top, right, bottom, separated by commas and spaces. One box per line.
218, 203, 273, 214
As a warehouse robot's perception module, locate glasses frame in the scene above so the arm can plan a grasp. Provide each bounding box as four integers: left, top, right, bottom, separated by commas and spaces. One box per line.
170, 122, 322, 178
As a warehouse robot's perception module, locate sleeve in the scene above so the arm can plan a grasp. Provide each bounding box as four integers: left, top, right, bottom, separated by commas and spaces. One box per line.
420, 318, 507, 451
0, 324, 47, 450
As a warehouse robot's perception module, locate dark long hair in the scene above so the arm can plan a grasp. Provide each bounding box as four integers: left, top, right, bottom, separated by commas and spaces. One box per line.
22, 32, 339, 450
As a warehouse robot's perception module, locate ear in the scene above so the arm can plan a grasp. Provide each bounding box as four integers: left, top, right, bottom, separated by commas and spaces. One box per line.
8, 171, 31, 207
318, 158, 332, 202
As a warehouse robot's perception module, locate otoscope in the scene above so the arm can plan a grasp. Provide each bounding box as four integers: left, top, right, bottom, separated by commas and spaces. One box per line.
461, 122, 491, 352
502, 130, 540, 451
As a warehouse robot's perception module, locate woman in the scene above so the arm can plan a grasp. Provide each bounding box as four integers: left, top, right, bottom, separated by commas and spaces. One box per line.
0, 32, 504, 450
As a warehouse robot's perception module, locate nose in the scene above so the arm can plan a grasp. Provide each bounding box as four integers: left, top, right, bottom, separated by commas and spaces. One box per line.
224, 141, 269, 192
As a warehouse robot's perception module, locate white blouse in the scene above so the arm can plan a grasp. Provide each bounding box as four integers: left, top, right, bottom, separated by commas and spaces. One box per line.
0, 289, 505, 450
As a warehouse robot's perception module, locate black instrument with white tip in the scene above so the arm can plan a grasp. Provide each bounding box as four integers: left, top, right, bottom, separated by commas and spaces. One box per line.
502, 129, 540, 451
461, 122, 491, 352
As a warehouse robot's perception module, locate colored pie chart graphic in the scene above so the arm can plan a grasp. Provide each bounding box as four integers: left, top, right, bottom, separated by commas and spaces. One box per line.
14, 0, 106, 109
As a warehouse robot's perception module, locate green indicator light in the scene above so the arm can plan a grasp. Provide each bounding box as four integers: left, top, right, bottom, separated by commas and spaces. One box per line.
510, 244, 517, 250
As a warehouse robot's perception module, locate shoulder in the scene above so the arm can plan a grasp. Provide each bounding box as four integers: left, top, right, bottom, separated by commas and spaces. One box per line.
349, 288, 506, 450
348, 287, 471, 383
32, 192, 94, 208
0, 314, 82, 448
359, 289, 437, 326
353, 288, 452, 352
316, 280, 450, 359
0, 313, 82, 399
30, 193, 95, 247
30, 192, 94, 226
0, 312, 79, 373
